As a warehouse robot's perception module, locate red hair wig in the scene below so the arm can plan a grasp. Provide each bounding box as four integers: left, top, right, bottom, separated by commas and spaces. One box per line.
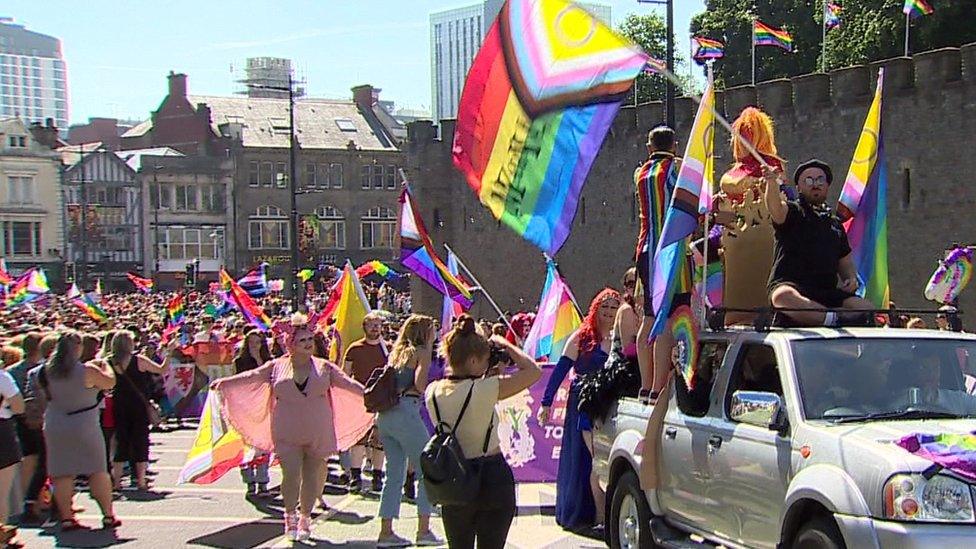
577, 288, 621, 354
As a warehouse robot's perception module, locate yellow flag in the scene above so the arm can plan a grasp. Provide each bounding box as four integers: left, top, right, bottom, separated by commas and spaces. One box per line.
329, 261, 371, 362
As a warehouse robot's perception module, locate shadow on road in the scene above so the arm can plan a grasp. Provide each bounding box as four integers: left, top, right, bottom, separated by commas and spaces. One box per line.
186, 521, 281, 548
32, 526, 135, 548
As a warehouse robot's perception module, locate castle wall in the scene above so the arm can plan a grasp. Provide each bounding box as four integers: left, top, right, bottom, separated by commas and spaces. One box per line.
406, 45, 976, 323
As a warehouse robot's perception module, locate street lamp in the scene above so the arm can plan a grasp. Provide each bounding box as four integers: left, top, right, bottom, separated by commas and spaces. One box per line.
638, 0, 675, 127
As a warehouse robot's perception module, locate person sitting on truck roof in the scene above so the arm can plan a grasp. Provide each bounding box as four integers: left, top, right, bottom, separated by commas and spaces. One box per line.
763, 159, 875, 327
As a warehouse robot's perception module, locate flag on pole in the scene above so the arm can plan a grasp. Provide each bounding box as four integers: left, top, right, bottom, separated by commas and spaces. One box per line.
754, 20, 794, 51
452, 0, 647, 256
643, 57, 667, 75
903, 0, 934, 18
825, 3, 842, 30
692, 37, 725, 61
220, 269, 272, 331
167, 294, 185, 326
399, 186, 474, 308
650, 81, 715, 337
127, 272, 154, 294
67, 283, 108, 322
328, 261, 372, 362
839, 70, 889, 308
441, 251, 466, 337
5, 268, 49, 308
355, 260, 400, 280
523, 260, 583, 363
177, 391, 247, 484
237, 264, 268, 297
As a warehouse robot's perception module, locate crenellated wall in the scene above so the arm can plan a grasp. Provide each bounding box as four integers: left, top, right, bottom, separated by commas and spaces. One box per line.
406, 45, 976, 322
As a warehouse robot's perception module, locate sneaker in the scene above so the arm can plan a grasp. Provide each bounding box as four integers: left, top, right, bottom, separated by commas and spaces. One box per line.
377, 533, 412, 548
283, 512, 298, 541
296, 514, 311, 542
416, 531, 445, 546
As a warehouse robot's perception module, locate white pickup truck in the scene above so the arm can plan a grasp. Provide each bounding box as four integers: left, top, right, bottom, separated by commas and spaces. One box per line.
593, 327, 976, 549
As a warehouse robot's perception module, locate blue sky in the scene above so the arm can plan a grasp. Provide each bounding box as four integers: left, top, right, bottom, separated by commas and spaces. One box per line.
6, 0, 705, 126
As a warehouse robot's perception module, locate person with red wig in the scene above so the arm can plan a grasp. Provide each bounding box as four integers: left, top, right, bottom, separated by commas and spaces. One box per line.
537, 289, 620, 532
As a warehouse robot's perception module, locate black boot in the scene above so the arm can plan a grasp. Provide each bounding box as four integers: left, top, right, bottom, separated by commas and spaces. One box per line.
403, 471, 416, 501
371, 469, 384, 493
349, 468, 362, 493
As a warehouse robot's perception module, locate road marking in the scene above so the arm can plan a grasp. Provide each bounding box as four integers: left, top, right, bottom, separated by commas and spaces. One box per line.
76, 514, 279, 524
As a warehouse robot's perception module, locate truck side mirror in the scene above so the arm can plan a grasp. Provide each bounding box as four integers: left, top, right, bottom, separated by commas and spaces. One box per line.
730, 390, 788, 435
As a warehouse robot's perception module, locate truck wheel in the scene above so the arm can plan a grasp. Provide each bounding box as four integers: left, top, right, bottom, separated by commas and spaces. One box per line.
609, 469, 655, 549
794, 515, 846, 549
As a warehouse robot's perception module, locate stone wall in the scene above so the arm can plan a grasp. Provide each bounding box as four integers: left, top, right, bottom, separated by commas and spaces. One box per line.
405, 44, 976, 322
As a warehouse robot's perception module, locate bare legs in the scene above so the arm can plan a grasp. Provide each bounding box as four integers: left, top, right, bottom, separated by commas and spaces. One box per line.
88, 471, 116, 519
770, 285, 875, 326
637, 316, 654, 392
582, 431, 605, 525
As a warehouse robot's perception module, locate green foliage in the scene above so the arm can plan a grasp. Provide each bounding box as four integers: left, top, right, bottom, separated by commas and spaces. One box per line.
691, 0, 976, 87
616, 13, 697, 103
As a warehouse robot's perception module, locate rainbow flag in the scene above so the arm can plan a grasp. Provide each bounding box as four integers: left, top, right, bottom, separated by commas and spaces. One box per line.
399, 186, 474, 309
167, 294, 185, 326
177, 391, 247, 484
329, 261, 371, 363
754, 20, 793, 52
4, 268, 50, 308
453, 0, 647, 255
220, 269, 272, 331
643, 57, 667, 75
903, 0, 934, 18
840, 70, 889, 308
650, 81, 715, 337
523, 260, 582, 363
127, 272, 154, 294
670, 305, 699, 390
441, 251, 466, 338
355, 260, 400, 280
897, 431, 976, 482
67, 283, 108, 322
825, 3, 842, 30
237, 264, 268, 298
692, 37, 725, 61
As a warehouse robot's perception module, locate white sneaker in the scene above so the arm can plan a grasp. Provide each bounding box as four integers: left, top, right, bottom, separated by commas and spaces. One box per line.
416, 531, 445, 546
377, 533, 412, 547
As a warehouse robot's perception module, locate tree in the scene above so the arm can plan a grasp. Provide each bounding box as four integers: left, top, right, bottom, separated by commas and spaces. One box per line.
692, 0, 976, 87
616, 13, 696, 104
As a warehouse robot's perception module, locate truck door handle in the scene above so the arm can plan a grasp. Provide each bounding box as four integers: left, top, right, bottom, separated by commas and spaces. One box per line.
707, 435, 723, 452
664, 427, 677, 439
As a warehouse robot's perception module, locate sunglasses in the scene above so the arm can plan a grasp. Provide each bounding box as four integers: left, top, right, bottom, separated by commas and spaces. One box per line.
801, 175, 828, 187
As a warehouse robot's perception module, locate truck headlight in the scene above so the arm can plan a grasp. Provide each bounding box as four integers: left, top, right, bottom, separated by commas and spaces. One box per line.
883, 474, 975, 523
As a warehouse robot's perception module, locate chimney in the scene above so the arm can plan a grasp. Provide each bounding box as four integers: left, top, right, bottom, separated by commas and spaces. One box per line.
351, 84, 377, 110
168, 71, 188, 99
28, 119, 60, 149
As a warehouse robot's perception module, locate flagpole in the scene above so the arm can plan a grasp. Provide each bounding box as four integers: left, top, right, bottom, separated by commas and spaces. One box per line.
904, 12, 910, 57
688, 35, 694, 83
821, 0, 828, 72
443, 243, 519, 343
542, 252, 583, 317
751, 19, 756, 86
701, 62, 714, 329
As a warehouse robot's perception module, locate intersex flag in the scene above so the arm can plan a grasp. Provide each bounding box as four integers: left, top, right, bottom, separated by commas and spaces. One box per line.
839, 70, 889, 308
523, 260, 582, 362
650, 81, 715, 337
399, 186, 474, 308
127, 272, 154, 294
237, 264, 268, 298
177, 391, 246, 484
328, 261, 371, 362
220, 269, 272, 331
441, 251, 466, 337
67, 283, 108, 322
452, 0, 647, 256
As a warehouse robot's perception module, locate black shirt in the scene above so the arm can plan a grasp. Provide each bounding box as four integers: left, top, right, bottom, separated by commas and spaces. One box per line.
769, 198, 851, 290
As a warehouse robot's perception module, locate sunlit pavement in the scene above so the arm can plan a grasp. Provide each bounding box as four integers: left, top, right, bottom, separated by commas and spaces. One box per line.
14, 424, 600, 548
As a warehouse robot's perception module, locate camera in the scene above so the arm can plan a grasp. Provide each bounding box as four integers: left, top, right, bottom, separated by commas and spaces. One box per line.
488, 344, 509, 367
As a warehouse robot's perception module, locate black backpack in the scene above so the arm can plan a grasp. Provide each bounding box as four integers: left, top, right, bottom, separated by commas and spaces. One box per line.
420, 380, 493, 506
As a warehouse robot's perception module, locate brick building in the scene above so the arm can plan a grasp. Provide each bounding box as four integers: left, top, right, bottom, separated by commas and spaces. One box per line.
406, 44, 976, 320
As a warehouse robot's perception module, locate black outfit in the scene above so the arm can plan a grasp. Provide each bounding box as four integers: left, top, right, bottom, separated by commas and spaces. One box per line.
233, 354, 261, 374
113, 356, 153, 464
0, 417, 22, 469
440, 454, 516, 549
768, 197, 854, 307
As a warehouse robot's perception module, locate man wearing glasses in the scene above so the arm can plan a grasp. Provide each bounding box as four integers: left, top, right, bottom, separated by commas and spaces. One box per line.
763, 159, 874, 326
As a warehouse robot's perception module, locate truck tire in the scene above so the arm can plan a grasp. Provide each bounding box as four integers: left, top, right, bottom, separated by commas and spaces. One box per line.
609, 469, 655, 549
793, 515, 846, 549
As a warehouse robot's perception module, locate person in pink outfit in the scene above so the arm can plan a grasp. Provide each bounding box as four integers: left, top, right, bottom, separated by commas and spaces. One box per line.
212, 313, 371, 542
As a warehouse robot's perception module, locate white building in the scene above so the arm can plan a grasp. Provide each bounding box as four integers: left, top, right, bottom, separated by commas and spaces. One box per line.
430, 1, 611, 123
0, 19, 68, 130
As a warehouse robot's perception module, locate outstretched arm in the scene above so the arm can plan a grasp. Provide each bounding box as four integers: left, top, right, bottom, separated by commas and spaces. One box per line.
763, 166, 788, 225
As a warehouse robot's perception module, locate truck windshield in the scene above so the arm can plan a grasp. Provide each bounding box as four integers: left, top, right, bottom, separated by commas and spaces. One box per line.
791, 338, 976, 422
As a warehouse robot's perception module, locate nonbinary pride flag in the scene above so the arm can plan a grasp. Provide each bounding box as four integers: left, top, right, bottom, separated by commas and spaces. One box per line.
452, 0, 647, 255
839, 70, 889, 308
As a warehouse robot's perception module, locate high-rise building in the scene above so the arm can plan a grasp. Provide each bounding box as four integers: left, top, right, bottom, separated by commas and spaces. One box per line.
240, 57, 305, 99
0, 18, 68, 129
429, 1, 611, 123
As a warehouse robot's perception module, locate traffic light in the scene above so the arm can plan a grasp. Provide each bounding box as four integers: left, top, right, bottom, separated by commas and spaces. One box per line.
184, 261, 197, 288
64, 261, 75, 284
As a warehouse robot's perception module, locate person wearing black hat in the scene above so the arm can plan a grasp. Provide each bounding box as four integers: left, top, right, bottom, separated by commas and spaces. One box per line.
763, 159, 874, 326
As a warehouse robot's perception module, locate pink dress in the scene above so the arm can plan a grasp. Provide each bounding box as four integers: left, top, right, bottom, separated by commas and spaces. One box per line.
215, 356, 372, 458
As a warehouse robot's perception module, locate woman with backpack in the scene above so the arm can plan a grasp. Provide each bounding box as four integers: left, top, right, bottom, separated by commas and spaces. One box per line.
373, 314, 440, 548
424, 314, 541, 549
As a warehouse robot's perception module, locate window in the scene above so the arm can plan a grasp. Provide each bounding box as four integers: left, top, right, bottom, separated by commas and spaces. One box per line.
2, 221, 41, 256
7, 135, 25, 148
725, 344, 784, 420
175, 184, 198, 212
385, 165, 397, 189
360, 206, 396, 249
675, 341, 728, 418
158, 227, 222, 260
248, 161, 260, 187
261, 161, 274, 187
371, 165, 383, 189
360, 165, 370, 189
201, 184, 225, 212
330, 163, 343, 189
6, 176, 34, 204
334, 118, 357, 132
275, 162, 288, 188
248, 205, 289, 249
316, 206, 346, 250
269, 117, 290, 135
306, 162, 317, 187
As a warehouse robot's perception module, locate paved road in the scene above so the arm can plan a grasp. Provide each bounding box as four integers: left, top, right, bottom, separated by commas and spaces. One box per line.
15, 424, 601, 548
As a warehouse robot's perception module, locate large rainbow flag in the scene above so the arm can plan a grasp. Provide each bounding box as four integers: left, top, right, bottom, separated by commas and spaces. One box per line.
523, 260, 582, 363
177, 391, 246, 484
452, 0, 647, 256
399, 186, 474, 308
650, 81, 715, 337
219, 269, 272, 331
839, 70, 889, 308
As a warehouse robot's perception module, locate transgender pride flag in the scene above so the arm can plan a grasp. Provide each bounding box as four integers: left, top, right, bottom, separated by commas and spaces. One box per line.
523, 260, 582, 363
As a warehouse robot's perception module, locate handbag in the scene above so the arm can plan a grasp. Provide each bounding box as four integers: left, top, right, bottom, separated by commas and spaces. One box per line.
363, 366, 402, 413
119, 367, 163, 428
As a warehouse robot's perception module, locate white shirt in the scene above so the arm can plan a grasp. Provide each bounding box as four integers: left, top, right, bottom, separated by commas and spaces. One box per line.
0, 369, 21, 419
